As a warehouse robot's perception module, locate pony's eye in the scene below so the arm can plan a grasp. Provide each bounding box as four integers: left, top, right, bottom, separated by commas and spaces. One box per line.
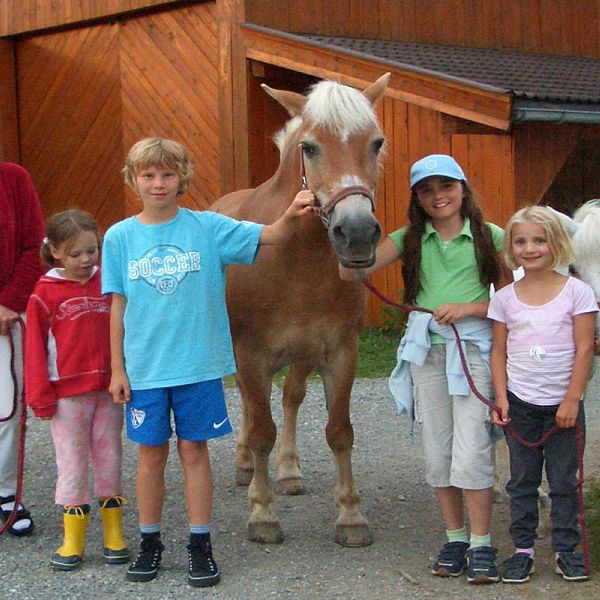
301, 142, 319, 158
372, 137, 385, 154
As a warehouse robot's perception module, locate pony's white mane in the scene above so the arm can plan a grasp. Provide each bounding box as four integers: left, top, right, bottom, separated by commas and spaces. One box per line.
304, 80, 378, 142
273, 81, 378, 151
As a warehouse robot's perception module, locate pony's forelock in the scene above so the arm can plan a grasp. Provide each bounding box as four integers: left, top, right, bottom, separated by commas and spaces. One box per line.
303, 81, 378, 142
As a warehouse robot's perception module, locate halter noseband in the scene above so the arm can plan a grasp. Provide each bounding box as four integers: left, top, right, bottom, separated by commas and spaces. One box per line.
299, 144, 375, 229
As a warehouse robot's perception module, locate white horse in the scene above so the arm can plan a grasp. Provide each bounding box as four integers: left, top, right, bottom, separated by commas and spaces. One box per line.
550, 200, 600, 347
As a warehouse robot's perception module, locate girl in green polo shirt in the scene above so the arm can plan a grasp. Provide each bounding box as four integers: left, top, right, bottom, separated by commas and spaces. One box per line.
340, 154, 507, 585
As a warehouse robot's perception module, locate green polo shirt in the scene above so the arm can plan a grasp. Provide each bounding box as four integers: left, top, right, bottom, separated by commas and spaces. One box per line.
389, 218, 504, 311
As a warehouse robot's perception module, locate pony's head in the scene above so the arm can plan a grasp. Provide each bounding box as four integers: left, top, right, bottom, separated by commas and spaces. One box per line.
262, 74, 390, 268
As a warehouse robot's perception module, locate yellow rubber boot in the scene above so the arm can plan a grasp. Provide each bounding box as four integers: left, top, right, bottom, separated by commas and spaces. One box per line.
99, 496, 129, 564
50, 505, 90, 571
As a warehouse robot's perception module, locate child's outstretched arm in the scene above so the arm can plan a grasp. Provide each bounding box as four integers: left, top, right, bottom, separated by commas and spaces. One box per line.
490, 320, 510, 426
109, 293, 130, 404
338, 236, 400, 282
259, 190, 315, 245
556, 311, 596, 428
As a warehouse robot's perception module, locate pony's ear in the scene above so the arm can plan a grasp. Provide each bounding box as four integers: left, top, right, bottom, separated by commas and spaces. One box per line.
547, 205, 579, 236
261, 84, 307, 117
362, 72, 391, 105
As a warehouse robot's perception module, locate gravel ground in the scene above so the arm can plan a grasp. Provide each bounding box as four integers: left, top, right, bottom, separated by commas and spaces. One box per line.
2, 364, 600, 600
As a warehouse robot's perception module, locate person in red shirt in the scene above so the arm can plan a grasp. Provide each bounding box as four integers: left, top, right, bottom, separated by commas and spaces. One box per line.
25, 209, 127, 571
0, 162, 44, 536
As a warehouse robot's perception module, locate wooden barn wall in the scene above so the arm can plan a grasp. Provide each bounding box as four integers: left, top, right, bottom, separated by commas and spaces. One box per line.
245, 0, 600, 59
514, 123, 600, 213
0, 38, 18, 162
0, 0, 186, 36
13, 2, 218, 233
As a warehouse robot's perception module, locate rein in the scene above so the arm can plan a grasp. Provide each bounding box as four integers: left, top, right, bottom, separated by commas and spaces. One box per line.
299, 144, 375, 229
0, 317, 28, 535
361, 278, 591, 576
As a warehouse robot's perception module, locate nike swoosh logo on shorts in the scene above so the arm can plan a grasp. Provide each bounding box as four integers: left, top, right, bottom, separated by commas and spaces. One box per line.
213, 417, 229, 429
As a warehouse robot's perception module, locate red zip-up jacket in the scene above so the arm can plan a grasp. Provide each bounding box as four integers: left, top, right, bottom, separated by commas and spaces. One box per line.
25, 268, 111, 418
0, 162, 44, 312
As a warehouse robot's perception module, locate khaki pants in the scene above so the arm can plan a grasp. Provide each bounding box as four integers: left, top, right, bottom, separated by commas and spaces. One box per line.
410, 343, 495, 490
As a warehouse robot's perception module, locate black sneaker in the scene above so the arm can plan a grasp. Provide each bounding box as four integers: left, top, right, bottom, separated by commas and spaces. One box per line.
188, 534, 220, 587
555, 551, 589, 582
126, 535, 164, 582
501, 552, 535, 583
467, 546, 500, 584
431, 541, 469, 577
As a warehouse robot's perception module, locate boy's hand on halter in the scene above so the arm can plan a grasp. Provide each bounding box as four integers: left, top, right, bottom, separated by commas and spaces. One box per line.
556, 398, 580, 429
286, 190, 315, 218
109, 369, 131, 404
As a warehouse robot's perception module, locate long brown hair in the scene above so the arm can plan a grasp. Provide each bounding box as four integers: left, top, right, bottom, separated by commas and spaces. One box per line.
401, 181, 499, 304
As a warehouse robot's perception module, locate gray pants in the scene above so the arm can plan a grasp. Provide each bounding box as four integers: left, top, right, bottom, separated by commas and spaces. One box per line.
505, 391, 585, 552
0, 321, 24, 498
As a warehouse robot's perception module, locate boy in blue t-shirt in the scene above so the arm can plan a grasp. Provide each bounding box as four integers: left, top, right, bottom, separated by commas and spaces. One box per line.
102, 138, 313, 587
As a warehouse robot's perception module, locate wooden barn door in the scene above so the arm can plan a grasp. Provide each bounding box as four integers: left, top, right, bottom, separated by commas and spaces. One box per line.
15, 2, 218, 234
17, 23, 123, 233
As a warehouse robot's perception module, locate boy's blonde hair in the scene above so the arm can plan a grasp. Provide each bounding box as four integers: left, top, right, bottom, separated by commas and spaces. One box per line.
122, 138, 193, 195
504, 205, 575, 270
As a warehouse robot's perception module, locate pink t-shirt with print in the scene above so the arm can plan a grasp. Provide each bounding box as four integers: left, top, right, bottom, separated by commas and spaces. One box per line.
488, 276, 598, 406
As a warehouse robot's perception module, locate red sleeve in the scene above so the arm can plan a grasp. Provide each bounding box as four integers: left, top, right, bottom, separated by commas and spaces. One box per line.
0, 165, 45, 312
24, 292, 57, 418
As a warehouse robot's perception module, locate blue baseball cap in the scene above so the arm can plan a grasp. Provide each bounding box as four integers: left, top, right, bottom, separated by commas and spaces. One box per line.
410, 154, 466, 188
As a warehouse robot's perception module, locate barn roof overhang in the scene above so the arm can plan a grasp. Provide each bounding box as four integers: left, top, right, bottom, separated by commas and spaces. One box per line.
241, 24, 600, 130
240, 24, 513, 131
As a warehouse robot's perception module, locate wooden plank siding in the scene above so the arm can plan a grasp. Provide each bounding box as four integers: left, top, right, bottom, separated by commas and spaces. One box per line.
0, 0, 189, 36
17, 23, 124, 231
244, 0, 600, 59
0, 38, 18, 162
14, 2, 218, 233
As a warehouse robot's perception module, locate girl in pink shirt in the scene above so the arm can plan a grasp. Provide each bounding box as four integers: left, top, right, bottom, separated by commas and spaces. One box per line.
488, 205, 597, 584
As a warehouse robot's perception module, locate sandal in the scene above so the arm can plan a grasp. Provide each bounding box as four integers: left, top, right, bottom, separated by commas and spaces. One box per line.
0, 494, 34, 536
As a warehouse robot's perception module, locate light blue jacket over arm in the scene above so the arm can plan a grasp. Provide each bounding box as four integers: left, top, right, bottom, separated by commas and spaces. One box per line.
388, 312, 493, 431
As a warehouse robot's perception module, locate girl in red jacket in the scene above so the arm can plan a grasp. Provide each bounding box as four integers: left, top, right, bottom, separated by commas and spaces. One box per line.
25, 209, 128, 571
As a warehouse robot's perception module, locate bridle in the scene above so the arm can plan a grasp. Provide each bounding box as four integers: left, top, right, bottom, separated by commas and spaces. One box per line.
299, 144, 376, 229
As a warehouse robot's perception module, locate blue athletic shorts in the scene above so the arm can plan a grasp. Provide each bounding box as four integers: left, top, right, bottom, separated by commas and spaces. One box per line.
126, 379, 232, 445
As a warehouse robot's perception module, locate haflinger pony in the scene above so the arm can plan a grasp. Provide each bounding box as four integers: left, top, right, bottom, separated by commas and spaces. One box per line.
210, 73, 390, 547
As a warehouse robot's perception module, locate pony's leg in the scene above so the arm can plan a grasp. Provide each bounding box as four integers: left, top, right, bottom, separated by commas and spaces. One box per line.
275, 362, 312, 495
237, 371, 284, 544
322, 348, 372, 547
235, 379, 254, 486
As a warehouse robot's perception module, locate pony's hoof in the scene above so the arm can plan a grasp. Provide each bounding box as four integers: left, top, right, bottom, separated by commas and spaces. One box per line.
235, 467, 254, 486
275, 477, 305, 495
247, 520, 284, 544
335, 523, 373, 547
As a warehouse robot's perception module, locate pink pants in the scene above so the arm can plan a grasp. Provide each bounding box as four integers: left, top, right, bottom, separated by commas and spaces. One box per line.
51, 391, 123, 506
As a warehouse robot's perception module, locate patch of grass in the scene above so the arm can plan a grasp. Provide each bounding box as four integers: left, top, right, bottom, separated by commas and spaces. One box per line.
585, 477, 600, 572
356, 327, 399, 378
